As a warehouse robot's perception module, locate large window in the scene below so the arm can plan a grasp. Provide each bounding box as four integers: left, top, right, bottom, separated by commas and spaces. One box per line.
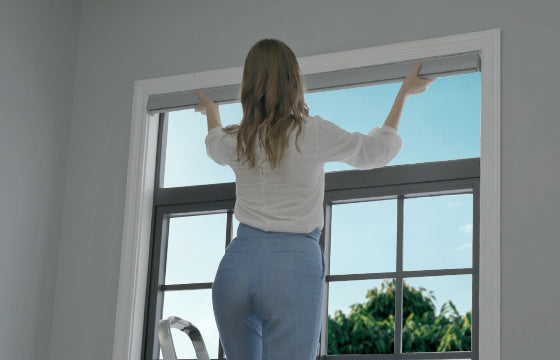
142, 58, 481, 360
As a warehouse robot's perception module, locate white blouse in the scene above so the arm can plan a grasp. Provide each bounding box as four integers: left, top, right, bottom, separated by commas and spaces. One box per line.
205, 115, 403, 233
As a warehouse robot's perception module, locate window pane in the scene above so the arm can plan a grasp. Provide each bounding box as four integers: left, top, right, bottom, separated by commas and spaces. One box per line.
159, 289, 219, 359
163, 102, 242, 188
328, 279, 395, 354
165, 213, 227, 284
304, 72, 481, 172
331, 200, 397, 274
402, 275, 472, 353
163, 73, 480, 185
403, 194, 473, 271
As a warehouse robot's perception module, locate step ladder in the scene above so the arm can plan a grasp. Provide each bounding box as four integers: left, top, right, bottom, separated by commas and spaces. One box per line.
158, 316, 211, 360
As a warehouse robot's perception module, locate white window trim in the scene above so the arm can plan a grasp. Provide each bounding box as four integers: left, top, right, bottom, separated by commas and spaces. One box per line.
113, 28, 501, 360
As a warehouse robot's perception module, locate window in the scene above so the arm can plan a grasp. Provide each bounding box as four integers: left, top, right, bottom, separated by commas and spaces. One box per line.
141, 54, 481, 360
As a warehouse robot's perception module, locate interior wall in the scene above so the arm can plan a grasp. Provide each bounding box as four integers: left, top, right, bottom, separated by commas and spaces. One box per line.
0, 0, 82, 359
49, 1, 560, 359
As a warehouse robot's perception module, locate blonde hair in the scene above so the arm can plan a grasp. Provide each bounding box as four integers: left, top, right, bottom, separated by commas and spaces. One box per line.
224, 39, 309, 169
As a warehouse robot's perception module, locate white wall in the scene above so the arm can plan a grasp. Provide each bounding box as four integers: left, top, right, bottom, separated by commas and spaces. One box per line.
0, 1, 82, 359
28, 1, 560, 359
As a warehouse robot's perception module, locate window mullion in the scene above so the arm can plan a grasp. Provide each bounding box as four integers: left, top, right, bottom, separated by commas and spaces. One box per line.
395, 195, 404, 356
472, 182, 480, 360
142, 208, 170, 360
319, 200, 332, 359
218, 210, 233, 360
226, 210, 233, 247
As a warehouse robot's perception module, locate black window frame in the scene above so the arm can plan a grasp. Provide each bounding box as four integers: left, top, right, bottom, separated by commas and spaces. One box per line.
142, 73, 480, 360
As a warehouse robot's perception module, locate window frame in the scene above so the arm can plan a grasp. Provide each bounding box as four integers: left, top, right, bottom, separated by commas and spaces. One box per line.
112, 29, 501, 360
143, 119, 480, 359
320, 163, 479, 359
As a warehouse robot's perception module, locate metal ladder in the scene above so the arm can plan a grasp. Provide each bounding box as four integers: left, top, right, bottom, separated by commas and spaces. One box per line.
158, 316, 211, 360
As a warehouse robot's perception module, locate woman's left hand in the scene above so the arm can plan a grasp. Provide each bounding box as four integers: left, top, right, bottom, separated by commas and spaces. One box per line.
195, 90, 216, 116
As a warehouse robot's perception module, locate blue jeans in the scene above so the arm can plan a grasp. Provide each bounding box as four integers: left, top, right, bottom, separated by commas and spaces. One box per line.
212, 223, 325, 360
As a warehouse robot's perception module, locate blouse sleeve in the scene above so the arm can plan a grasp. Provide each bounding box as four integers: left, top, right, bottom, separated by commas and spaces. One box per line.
313, 115, 403, 170
205, 127, 233, 166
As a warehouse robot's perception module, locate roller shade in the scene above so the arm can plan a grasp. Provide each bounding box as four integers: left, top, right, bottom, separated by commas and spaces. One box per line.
146, 51, 480, 115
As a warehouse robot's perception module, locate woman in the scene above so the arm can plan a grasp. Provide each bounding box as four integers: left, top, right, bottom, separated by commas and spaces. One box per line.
195, 39, 434, 360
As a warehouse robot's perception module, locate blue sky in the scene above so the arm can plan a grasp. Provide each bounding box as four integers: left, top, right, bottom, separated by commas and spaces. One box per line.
160, 72, 480, 358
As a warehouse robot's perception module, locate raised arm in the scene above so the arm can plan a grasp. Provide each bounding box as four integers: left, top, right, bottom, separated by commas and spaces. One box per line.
313, 63, 434, 170
195, 89, 223, 132
383, 63, 435, 131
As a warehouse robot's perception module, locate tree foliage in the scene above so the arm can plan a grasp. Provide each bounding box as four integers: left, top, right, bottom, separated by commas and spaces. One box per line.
327, 279, 471, 354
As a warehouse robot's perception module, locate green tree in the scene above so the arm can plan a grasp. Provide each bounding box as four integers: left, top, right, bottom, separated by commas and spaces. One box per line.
327, 279, 471, 354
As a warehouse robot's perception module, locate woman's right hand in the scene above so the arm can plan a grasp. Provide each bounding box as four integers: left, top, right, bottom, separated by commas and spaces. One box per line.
401, 63, 435, 96
195, 89, 217, 116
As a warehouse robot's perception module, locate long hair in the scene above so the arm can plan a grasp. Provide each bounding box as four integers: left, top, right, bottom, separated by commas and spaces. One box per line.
223, 39, 309, 169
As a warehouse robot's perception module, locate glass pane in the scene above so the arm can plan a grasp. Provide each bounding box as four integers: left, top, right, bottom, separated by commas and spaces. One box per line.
163, 102, 242, 188
403, 194, 473, 271
304, 72, 481, 172
163, 73, 480, 185
331, 200, 397, 274
328, 279, 395, 354
165, 213, 227, 284
402, 275, 472, 353
159, 289, 219, 359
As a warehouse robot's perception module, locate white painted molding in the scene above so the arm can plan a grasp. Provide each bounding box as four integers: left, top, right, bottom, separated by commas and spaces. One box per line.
113, 82, 159, 360
114, 28, 501, 360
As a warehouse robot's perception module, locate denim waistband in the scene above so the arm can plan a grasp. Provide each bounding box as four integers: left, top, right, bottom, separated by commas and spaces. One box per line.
237, 223, 322, 241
